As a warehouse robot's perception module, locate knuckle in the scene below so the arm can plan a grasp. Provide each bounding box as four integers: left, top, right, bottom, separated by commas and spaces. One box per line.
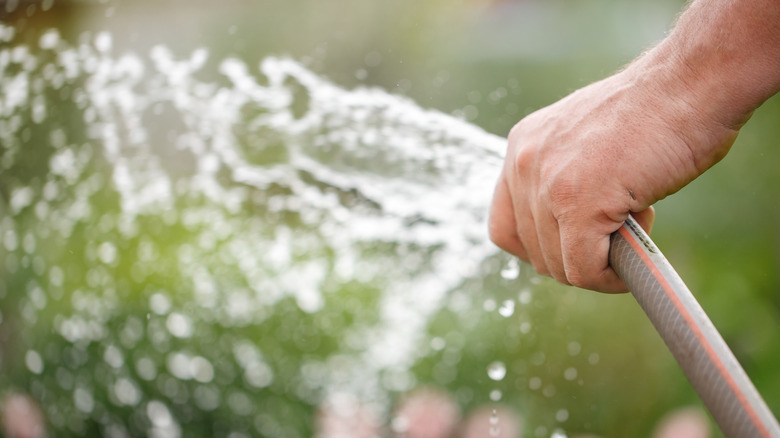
545, 178, 581, 214
507, 119, 527, 143
507, 123, 537, 171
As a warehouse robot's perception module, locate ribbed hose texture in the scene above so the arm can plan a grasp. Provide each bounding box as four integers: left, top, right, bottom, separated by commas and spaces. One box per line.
609, 217, 780, 438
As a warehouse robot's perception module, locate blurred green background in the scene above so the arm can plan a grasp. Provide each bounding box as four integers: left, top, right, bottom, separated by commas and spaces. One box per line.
1, 0, 779, 437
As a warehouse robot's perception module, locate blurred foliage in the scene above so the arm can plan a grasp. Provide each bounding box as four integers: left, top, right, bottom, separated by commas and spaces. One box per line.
1, 1, 778, 438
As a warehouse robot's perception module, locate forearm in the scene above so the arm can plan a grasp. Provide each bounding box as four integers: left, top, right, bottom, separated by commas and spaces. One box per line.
628, 0, 780, 130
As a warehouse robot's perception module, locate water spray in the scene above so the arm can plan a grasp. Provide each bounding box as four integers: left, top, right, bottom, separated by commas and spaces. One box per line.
610, 215, 780, 437
3, 20, 779, 435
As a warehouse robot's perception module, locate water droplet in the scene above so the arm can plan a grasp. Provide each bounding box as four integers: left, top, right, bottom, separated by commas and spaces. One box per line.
167, 352, 193, 380
364, 51, 382, 67
74, 387, 94, 413
149, 293, 171, 315
4, 0, 19, 13
555, 409, 569, 422
490, 409, 501, 436
567, 341, 581, 356
483, 299, 497, 312
487, 361, 506, 381
95, 31, 112, 53
25, 350, 43, 374
166, 313, 193, 338
103, 345, 124, 368
489, 389, 502, 401
244, 362, 274, 388
193, 386, 220, 412
191, 356, 215, 383
136, 357, 158, 381
97, 241, 117, 264
147, 400, 175, 428
39, 29, 60, 49
550, 428, 568, 438
531, 351, 546, 366
563, 367, 578, 381
114, 377, 141, 406
500, 258, 519, 279
518, 288, 532, 304
430, 337, 446, 351
498, 300, 515, 317
9, 187, 33, 215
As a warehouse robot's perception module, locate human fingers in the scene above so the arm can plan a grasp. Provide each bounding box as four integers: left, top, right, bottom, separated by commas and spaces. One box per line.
558, 215, 628, 293
631, 206, 656, 234
489, 169, 552, 277
507, 181, 549, 278
534, 203, 569, 285
488, 176, 528, 261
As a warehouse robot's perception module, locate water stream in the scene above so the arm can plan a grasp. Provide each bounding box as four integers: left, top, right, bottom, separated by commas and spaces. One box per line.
0, 24, 562, 437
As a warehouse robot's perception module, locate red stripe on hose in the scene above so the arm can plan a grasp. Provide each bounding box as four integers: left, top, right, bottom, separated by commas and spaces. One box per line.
618, 226, 770, 438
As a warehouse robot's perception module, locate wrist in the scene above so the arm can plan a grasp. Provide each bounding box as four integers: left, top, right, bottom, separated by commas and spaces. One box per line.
633, 0, 780, 131
617, 45, 738, 164
622, 40, 747, 134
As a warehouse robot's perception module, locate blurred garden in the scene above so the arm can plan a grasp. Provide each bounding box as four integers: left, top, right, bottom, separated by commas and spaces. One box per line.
0, 0, 778, 437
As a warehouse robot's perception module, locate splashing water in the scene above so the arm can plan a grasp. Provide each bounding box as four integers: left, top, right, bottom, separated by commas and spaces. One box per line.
0, 25, 517, 436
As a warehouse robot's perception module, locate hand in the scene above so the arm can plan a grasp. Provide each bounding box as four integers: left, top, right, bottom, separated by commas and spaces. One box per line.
488, 61, 737, 293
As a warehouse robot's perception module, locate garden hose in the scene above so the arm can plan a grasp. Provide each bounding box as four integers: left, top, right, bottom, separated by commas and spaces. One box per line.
609, 215, 780, 437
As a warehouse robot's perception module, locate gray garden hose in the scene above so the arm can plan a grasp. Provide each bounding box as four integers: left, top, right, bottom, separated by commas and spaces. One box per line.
609, 215, 780, 437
